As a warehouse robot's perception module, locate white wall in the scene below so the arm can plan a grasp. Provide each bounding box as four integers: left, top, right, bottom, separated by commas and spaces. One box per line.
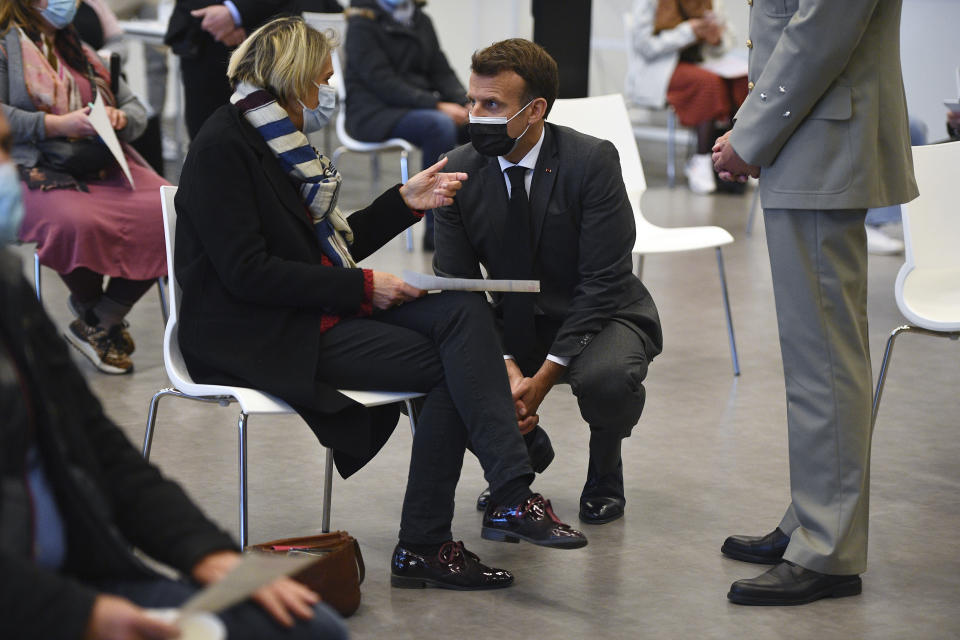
900, 0, 960, 141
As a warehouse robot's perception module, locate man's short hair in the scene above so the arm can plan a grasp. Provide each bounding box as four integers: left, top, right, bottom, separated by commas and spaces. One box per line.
471, 39, 559, 117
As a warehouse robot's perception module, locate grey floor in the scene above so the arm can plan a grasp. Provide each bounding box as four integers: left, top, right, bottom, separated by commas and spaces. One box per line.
15, 140, 960, 639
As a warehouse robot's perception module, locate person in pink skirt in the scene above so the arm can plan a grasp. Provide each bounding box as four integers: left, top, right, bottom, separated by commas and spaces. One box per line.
1, 0, 168, 374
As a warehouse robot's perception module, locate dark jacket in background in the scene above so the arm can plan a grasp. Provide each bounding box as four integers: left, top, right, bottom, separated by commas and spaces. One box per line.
0, 249, 236, 640
345, 0, 466, 142
174, 104, 420, 478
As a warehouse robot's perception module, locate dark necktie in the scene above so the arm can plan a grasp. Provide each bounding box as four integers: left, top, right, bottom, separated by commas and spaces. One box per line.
501, 165, 538, 365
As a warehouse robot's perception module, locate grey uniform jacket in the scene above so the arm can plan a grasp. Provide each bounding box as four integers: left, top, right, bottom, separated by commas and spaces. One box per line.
0, 28, 147, 169
729, 0, 918, 210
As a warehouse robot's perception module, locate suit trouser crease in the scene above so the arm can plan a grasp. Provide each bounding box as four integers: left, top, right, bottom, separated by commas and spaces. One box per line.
765, 208, 873, 575
315, 292, 533, 544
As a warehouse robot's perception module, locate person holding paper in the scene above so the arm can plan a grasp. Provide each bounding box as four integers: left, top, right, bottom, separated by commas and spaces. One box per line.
0, 110, 347, 640
626, 0, 748, 194
433, 39, 663, 526
1, 0, 170, 375
712, 0, 917, 605
175, 17, 587, 592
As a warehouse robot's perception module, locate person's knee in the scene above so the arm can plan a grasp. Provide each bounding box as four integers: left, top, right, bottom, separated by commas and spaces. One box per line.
571, 358, 648, 428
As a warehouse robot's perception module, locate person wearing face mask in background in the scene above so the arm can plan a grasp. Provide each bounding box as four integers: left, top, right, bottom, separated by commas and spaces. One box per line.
1, 0, 171, 375
433, 39, 663, 526
0, 109, 349, 640
176, 18, 588, 591
344, 0, 471, 251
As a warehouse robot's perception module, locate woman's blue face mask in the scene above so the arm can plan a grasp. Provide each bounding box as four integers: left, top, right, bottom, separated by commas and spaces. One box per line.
39, 0, 79, 30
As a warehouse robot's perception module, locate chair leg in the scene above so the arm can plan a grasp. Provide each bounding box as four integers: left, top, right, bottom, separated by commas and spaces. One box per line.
634, 254, 645, 280
144, 388, 170, 459
33, 252, 42, 301
401, 150, 414, 253
745, 188, 761, 237
321, 447, 335, 534
666, 108, 677, 188
403, 398, 418, 435
238, 412, 250, 549
157, 277, 169, 327
716, 248, 740, 376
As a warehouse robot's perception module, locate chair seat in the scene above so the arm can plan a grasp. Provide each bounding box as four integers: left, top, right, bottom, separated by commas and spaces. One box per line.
338, 136, 415, 153
634, 224, 734, 254
897, 267, 960, 332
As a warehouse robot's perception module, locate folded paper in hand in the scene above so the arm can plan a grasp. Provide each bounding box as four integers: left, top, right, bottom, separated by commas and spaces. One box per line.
87, 91, 135, 188
402, 270, 539, 293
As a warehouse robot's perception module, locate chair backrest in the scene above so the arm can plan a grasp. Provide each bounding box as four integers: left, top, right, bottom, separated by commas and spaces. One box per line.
900, 140, 960, 272
547, 94, 649, 218
158, 185, 198, 392
302, 11, 347, 49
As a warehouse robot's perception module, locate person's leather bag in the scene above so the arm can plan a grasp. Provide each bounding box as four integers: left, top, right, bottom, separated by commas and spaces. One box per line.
249, 531, 365, 617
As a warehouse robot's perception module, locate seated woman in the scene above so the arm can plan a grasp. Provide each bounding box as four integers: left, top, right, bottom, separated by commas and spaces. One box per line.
626, 0, 748, 194
175, 16, 586, 590
1, 0, 169, 375
344, 0, 470, 250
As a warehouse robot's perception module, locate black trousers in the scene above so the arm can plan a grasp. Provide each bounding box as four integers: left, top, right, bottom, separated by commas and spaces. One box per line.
179, 40, 233, 140
315, 292, 534, 544
520, 307, 652, 477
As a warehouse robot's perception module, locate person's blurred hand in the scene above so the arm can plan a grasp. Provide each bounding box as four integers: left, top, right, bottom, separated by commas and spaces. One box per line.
104, 106, 127, 131
45, 107, 96, 138
398, 156, 469, 210
83, 594, 180, 640
370, 271, 425, 310
437, 102, 469, 126
219, 27, 247, 47
191, 5, 237, 43
712, 130, 759, 182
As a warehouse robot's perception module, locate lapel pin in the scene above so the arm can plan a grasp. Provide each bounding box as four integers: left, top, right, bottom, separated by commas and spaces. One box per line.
545, 168, 552, 173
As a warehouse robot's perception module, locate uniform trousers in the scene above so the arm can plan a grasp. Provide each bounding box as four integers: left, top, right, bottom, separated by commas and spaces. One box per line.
764, 208, 874, 575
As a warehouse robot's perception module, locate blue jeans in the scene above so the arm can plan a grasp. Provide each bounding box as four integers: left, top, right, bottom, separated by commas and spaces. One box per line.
865, 118, 928, 226
390, 109, 470, 234
96, 577, 349, 640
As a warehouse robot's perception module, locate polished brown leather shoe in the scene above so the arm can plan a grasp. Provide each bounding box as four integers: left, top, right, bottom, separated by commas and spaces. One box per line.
727, 561, 862, 606
721, 528, 790, 564
482, 494, 588, 549
390, 541, 513, 590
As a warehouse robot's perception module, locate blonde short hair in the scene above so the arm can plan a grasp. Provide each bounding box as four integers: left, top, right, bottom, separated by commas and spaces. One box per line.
227, 16, 335, 105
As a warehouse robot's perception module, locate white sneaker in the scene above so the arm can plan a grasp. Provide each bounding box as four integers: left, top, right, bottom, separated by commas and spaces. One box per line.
685, 154, 717, 194
865, 225, 904, 255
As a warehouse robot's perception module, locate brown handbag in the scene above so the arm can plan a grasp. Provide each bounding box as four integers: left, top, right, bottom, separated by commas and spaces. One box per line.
248, 531, 365, 617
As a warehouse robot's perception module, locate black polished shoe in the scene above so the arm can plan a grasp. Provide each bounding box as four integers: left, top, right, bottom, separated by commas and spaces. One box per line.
721, 528, 790, 564
482, 493, 587, 549
579, 460, 625, 524
390, 541, 513, 590
727, 561, 862, 606
476, 487, 491, 511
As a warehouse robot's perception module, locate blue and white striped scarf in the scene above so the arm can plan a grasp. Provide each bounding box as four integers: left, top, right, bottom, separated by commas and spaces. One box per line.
231, 82, 356, 268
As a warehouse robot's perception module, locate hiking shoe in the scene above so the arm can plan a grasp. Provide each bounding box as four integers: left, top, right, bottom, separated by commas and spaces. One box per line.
64, 319, 133, 374
67, 295, 135, 355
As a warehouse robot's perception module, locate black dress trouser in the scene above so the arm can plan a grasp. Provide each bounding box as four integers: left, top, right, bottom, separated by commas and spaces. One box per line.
314, 291, 535, 545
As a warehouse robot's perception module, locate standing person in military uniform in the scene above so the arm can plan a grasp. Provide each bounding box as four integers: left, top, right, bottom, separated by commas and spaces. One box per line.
713, 0, 918, 605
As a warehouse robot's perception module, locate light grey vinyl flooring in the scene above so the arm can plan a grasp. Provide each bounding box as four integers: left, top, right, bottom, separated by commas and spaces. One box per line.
16, 143, 960, 639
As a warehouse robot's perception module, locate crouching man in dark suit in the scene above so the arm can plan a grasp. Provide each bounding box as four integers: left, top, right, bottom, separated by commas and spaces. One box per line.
433, 39, 663, 525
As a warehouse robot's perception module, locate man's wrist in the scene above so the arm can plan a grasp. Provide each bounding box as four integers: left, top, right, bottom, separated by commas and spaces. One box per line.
222, 0, 242, 26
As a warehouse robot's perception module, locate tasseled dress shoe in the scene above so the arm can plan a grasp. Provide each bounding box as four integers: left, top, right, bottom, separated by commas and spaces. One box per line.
721, 528, 790, 564
579, 459, 625, 524
390, 541, 513, 590
727, 561, 862, 606
476, 427, 554, 511
482, 493, 587, 549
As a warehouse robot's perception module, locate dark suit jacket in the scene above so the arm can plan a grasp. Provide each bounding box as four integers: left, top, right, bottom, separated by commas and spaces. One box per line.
344, 0, 467, 142
175, 104, 420, 477
165, 0, 297, 58
433, 123, 662, 365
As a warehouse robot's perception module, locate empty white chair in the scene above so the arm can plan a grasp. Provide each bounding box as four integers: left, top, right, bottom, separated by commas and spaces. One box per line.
871, 141, 960, 424
144, 186, 423, 547
548, 94, 740, 375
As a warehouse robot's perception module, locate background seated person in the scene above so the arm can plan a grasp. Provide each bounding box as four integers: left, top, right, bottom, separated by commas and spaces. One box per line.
1, 0, 170, 375
0, 110, 347, 640
344, 0, 470, 250
175, 17, 586, 591
626, 0, 747, 194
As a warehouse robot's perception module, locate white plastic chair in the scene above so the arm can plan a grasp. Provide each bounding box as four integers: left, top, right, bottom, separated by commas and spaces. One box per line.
871, 141, 960, 424
548, 94, 740, 375
144, 186, 424, 547
329, 48, 416, 251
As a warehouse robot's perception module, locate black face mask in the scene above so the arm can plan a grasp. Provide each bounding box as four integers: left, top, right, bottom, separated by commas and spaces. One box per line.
468, 99, 534, 157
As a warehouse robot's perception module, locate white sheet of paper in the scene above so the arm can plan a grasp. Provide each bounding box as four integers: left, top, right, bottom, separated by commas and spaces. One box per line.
87, 91, 135, 188
179, 553, 317, 615
402, 270, 539, 293
698, 54, 748, 79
